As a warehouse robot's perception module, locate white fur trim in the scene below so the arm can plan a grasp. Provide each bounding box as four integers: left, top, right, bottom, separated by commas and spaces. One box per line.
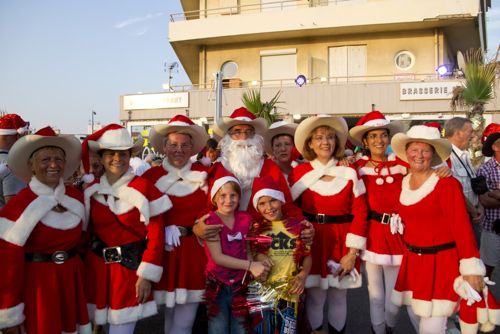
361, 250, 402, 266
234, 116, 253, 122
0, 303, 24, 328
87, 304, 107, 325
291, 160, 365, 200
252, 189, 285, 209
93, 128, 134, 150
480, 321, 496, 332
156, 160, 208, 197
0, 178, 86, 246
0, 129, 18, 135
82, 174, 94, 184
358, 165, 407, 177
364, 119, 390, 127
459, 258, 486, 276
488, 307, 500, 325
108, 300, 157, 325
391, 290, 456, 317
399, 173, 439, 206
149, 194, 172, 217
459, 320, 479, 334
210, 175, 239, 200
345, 233, 366, 250
77, 323, 92, 334
154, 289, 204, 307
137, 261, 163, 283
305, 273, 362, 290
40, 210, 81, 230
168, 121, 190, 126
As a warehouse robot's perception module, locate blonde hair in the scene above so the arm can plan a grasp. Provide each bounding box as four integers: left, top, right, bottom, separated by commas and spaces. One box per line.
212, 181, 241, 206
302, 126, 344, 161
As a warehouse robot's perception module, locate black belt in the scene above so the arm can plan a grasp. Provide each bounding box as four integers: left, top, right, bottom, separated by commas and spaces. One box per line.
25, 249, 78, 264
405, 241, 456, 255
90, 237, 147, 270
303, 212, 353, 224
368, 211, 392, 225
177, 226, 193, 237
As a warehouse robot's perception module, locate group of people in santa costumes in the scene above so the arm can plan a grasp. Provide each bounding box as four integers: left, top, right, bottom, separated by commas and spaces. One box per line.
0, 106, 499, 334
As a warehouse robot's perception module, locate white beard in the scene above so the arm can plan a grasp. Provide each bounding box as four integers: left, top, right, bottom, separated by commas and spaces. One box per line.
220, 134, 264, 190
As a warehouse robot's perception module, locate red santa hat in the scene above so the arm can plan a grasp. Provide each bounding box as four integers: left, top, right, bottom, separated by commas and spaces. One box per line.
391, 124, 451, 167
481, 123, 500, 157
251, 176, 285, 210
264, 120, 298, 156
209, 167, 240, 202
212, 107, 268, 138
149, 115, 209, 155
81, 124, 143, 183
0, 114, 29, 135
348, 111, 404, 147
7, 126, 81, 182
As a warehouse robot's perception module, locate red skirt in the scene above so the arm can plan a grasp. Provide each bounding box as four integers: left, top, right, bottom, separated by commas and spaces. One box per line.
362, 218, 404, 266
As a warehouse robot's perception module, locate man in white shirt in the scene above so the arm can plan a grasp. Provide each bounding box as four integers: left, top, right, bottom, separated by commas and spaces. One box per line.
445, 117, 483, 243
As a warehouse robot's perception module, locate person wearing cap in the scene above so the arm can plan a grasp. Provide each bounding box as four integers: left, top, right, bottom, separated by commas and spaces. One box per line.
477, 123, 500, 281
289, 115, 368, 334
142, 115, 210, 334
264, 120, 300, 178
82, 124, 171, 334
348, 111, 406, 334
0, 126, 90, 334
196, 138, 220, 167
0, 114, 30, 208
248, 176, 312, 333
390, 125, 485, 334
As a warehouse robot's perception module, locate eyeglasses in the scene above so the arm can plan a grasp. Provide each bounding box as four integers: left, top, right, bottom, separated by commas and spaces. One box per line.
166, 143, 193, 151
229, 129, 255, 139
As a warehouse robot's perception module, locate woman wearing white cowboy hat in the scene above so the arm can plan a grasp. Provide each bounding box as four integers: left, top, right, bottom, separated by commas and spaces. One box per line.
348, 111, 406, 334
264, 120, 300, 178
82, 124, 171, 334
289, 115, 368, 334
142, 115, 210, 334
0, 126, 91, 334
390, 125, 486, 334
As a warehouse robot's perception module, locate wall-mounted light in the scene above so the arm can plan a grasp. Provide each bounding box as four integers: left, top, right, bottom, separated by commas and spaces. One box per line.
436, 64, 450, 77
295, 75, 307, 87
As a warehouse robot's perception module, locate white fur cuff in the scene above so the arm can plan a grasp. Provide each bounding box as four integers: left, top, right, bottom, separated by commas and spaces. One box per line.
137, 262, 163, 283
345, 233, 366, 250
0, 303, 24, 329
459, 258, 486, 276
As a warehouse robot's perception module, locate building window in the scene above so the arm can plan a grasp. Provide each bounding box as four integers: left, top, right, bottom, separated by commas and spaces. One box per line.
260, 49, 297, 85
394, 51, 415, 71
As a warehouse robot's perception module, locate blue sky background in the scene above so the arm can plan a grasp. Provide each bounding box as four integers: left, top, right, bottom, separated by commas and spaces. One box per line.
0, 0, 499, 134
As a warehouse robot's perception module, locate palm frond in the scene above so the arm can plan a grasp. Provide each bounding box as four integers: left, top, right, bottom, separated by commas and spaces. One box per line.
241, 89, 283, 125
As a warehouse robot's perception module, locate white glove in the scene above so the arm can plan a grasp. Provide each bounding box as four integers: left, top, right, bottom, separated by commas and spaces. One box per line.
390, 214, 404, 235
165, 225, 181, 251
454, 276, 482, 305
326, 260, 360, 283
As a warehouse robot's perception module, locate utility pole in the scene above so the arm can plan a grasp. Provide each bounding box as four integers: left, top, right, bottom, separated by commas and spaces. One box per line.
91, 110, 96, 134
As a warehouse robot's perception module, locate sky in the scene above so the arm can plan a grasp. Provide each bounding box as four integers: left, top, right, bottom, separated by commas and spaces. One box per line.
0, 0, 499, 135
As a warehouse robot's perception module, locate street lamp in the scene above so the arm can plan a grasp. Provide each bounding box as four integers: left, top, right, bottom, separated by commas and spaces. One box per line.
91, 110, 96, 134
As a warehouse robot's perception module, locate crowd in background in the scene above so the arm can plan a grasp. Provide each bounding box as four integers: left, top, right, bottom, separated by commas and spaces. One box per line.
0, 109, 499, 334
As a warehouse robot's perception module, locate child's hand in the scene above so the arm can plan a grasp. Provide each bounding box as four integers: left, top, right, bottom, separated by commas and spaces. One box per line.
249, 261, 269, 278
288, 271, 307, 295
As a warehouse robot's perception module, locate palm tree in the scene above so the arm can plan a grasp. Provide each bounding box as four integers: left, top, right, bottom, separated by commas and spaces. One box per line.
450, 47, 499, 166
241, 89, 283, 126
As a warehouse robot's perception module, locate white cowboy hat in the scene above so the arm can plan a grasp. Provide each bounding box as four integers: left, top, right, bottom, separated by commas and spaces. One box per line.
8, 126, 81, 182
349, 111, 404, 147
149, 115, 208, 154
391, 125, 451, 167
294, 115, 348, 156
264, 120, 298, 156
212, 107, 268, 138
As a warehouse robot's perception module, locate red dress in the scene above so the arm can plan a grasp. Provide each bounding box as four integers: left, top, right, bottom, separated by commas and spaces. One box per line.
392, 174, 484, 317
142, 161, 209, 307
355, 154, 406, 265
84, 172, 170, 325
0, 177, 90, 334
289, 159, 368, 289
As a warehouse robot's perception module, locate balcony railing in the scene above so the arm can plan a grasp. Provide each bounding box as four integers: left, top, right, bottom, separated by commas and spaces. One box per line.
170, 0, 353, 22
167, 72, 462, 92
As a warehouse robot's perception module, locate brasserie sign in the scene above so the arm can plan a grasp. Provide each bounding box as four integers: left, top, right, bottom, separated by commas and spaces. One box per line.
400, 81, 462, 100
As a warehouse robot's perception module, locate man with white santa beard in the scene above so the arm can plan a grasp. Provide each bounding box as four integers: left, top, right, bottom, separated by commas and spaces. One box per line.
194, 107, 308, 238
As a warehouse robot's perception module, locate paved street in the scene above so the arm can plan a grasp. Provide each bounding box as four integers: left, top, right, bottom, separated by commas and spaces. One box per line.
134, 269, 500, 333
